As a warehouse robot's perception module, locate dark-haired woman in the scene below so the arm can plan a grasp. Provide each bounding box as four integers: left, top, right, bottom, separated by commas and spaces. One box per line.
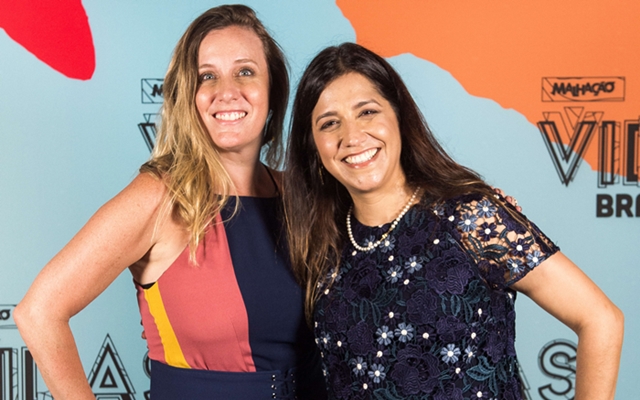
284, 43, 623, 399
15, 5, 325, 399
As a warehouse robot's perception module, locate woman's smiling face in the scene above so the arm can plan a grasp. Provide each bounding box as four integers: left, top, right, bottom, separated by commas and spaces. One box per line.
311, 72, 406, 196
195, 25, 270, 157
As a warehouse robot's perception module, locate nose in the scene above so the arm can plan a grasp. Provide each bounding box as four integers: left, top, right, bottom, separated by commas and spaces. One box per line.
216, 77, 240, 102
342, 120, 367, 147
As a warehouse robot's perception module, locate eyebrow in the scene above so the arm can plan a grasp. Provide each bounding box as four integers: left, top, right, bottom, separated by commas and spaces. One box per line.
234, 58, 259, 66
314, 99, 381, 125
198, 58, 259, 70
314, 111, 337, 125
354, 99, 380, 109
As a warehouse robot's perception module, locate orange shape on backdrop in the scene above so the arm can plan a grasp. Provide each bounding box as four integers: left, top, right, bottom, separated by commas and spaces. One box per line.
0, 0, 95, 80
337, 0, 640, 173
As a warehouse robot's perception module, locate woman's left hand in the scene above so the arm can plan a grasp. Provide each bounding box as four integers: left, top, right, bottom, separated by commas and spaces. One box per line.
493, 187, 522, 212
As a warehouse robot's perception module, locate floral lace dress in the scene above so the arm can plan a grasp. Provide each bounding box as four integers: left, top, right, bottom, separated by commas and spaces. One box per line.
314, 194, 559, 400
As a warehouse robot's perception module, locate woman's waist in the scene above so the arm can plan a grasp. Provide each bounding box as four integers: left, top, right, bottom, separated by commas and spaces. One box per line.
149, 358, 327, 399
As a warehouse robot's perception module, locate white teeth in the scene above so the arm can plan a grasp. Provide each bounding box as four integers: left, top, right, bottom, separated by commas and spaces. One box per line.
345, 149, 378, 164
215, 111, 247, 121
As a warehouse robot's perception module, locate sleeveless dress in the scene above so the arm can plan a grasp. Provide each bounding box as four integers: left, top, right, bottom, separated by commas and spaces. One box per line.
136, 195, 326, 399
314, 194, 559, 399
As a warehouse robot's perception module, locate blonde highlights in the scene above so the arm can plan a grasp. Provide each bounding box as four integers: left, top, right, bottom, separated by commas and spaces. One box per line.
141, 5, 289, 261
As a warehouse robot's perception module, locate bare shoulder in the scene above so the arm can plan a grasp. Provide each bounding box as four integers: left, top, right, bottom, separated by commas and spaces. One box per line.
89, 172, 170, 231
124, 173, 189, 284
115, 172, 168, 211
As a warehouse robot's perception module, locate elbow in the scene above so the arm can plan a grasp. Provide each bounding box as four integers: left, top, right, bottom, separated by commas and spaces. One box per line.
602, 301, 625, 341
576, 301, 625, 346
602, 303, 625, 358
609, 304, 625, 343
13, 301, 36, 336
13, 302, 30, 336
13, 300, 45, 341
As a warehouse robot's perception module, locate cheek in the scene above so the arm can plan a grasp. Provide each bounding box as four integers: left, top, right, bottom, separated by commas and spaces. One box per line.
194, 89, 211, 117
246, 82, 270, 109
312, 135, 332, 163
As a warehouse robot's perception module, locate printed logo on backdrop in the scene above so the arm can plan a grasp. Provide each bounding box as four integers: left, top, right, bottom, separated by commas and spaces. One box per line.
88, 335, 136, 399
537, 76, 640, 218
537, 339, 577, 400
0, 304, 147, 400
139, 79, 163, 151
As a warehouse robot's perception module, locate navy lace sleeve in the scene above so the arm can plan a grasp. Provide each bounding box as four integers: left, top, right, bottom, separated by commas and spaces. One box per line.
451, 194, 560, 290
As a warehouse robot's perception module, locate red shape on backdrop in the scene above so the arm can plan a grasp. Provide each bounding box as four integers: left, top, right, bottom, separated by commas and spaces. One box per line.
0, 0, 95, 80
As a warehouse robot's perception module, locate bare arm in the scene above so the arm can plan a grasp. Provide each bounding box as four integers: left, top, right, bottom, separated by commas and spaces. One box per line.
13, 173, 168, 399
512, 252, 624, 400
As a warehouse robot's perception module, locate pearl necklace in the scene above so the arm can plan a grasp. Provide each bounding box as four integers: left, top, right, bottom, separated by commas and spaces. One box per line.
347, 187, 420, 253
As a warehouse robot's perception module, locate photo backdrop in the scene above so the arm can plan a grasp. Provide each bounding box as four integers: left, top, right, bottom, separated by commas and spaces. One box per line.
1, 1, 637, 398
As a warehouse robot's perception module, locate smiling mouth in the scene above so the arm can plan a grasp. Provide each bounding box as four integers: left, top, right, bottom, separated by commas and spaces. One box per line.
214, 111, 247, 121
344, 148, 379, 165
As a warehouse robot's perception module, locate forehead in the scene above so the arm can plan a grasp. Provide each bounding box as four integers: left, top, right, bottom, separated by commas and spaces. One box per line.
314, 73, 384, 110
198, 25, 266, 64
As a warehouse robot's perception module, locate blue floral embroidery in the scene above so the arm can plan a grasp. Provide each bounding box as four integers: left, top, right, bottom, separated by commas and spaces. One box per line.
477, 222, 498, 241
458, 212, 478, 232
314, 194, 559, 399
507, 258, 525, 276
472, 386, 489, 399
368, 363, 386, 383
376, 326, 392, 346
465, 345, 477, 363
394, 322, 414, 343
526, 249, 544, 268
404, 255, 423, 274
349, 356, 367, 377
476, 199, 498, 218
379, 235, 396, 253
510, 238, 530, 257
440, 344, 461, 364
385, 265, 403, 283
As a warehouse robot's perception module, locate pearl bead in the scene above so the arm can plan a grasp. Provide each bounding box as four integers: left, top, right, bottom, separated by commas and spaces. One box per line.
347, 187, 420, 253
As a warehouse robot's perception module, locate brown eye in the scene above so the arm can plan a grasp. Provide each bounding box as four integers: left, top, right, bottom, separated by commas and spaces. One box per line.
360, 109, 378, 117
320, 120, 338, 130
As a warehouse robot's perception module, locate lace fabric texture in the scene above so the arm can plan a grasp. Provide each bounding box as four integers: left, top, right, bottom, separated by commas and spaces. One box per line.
314, 193, 559, 399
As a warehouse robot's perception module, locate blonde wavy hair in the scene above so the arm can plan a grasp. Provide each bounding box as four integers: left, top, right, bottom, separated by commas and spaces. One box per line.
140, 5, 289, 261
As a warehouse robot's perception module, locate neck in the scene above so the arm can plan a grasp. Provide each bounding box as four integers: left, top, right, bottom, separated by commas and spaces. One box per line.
351, 183, 418, 227
220, 153, 276, 197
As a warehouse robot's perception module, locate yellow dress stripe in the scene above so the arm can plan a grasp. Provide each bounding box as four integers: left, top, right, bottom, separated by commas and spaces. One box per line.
144, 283, 191, 368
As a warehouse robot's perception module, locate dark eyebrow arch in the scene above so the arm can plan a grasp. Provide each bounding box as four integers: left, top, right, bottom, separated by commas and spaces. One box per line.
315, 111, 337, 125
354, 99, 380, 109
314, 99, 382, 125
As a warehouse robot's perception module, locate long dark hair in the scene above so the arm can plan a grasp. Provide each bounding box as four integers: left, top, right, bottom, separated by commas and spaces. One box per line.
284, 42, 495, 322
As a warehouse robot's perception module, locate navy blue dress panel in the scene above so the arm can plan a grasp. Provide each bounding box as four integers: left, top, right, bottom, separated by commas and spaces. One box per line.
148, 195, 326, 399
220, 196, 321, 374
151, 360, 325, 400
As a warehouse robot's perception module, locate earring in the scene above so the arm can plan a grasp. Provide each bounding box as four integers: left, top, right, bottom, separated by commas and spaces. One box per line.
318, 165, 325, 185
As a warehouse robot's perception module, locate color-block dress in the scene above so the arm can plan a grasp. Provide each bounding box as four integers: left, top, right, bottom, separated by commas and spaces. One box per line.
136, 196, 326, 399
314, 194, 559, 399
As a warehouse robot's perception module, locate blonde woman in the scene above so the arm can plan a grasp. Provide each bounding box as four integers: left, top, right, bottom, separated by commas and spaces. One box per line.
15, 5, 325, 399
